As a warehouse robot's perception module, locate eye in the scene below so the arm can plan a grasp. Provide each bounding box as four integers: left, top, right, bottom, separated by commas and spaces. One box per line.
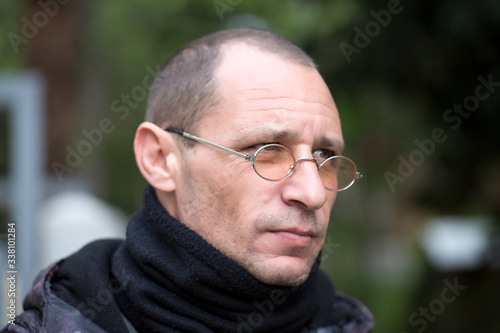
313, 149, 336, 162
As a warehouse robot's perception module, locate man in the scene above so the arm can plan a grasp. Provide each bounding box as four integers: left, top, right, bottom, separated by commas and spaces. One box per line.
3, 28, 374, 332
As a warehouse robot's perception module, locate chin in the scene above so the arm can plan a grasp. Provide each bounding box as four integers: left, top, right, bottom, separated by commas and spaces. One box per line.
248, 256, 316, 287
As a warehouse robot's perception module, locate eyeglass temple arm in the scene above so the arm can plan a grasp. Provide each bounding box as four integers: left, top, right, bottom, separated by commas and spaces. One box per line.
337, 160, 363, 180
165, 127, 253, 161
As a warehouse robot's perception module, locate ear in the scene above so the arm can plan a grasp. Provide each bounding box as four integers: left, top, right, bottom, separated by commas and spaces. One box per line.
134, 122, 180, 192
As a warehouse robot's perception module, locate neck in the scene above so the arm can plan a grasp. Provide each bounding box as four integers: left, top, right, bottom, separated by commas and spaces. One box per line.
154, 187, 179, 219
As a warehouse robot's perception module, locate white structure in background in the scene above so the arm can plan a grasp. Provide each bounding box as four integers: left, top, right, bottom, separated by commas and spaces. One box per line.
37, 190, 127, 271
420, 216, 491, 272
0, 71, 45, 301
0, 72, 126, 325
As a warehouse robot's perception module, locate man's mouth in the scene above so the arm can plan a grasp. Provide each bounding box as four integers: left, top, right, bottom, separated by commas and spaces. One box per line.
270, 228, 315, 248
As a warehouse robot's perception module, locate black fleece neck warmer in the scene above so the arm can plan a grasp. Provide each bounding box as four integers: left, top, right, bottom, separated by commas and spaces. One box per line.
111, 186, 326, 332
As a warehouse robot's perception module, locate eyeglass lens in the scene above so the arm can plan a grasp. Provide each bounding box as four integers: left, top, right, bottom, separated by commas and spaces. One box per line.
252, 144, 357, 191
253, 144, 295, 181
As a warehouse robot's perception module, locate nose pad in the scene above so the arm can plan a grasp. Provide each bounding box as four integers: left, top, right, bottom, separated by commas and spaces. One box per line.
292, 158, 323, 187
293, 158, 320, 173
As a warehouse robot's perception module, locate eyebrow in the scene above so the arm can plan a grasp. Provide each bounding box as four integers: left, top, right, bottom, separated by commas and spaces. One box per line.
235, 127, 297, 143
319, 136, 345, 155
235, 127, 345, 155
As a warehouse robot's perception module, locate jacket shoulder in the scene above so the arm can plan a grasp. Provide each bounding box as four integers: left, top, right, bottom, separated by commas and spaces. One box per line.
1, 239, 123, 333
308, 271, 375, 333
1, 309, 42, 333
331, 292, 375, 333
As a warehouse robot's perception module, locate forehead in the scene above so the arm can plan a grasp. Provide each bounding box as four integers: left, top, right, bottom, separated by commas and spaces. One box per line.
200, 43, 342, 145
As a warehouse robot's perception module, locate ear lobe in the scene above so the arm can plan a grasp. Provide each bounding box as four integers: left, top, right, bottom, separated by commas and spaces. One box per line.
134, 122, 179, 192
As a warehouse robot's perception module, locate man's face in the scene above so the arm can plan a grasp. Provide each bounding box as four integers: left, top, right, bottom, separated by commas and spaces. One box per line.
173, 43, 343, 286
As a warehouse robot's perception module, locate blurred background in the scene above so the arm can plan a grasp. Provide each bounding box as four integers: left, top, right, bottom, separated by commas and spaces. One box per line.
1, 0, 499, 331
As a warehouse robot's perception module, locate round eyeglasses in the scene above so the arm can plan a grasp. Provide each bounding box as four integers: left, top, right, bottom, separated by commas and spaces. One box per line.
250, 144, 361, 191
165, 127, 362, 192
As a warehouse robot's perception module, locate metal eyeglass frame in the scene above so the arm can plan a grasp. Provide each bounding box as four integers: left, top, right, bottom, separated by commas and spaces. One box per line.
165, 127, 362, 192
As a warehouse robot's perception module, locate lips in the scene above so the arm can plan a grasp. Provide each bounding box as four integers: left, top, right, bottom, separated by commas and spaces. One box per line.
270, 228, 315, 248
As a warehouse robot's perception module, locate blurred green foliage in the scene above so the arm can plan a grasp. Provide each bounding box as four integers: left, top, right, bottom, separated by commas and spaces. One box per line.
0, 2, 24, 67
2, 0, 499, 331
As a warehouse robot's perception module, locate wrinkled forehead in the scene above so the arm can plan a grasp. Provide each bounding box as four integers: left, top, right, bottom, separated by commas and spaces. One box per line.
199, 44, 342, 146
220, 83, 340, 134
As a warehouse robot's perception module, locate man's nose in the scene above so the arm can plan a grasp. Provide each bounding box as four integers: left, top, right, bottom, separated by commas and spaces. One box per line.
281, 158, 327, 210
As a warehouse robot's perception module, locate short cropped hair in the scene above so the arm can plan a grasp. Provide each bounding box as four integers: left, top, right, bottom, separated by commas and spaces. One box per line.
145, 28, 316, 136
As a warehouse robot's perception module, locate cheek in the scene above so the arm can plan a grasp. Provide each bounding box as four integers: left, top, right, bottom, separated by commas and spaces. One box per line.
316, 194, 336, 228
208, 159, 268, 216
178, 157, 249, 231
183, 170, 258, 259
325, 193, 337, 214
